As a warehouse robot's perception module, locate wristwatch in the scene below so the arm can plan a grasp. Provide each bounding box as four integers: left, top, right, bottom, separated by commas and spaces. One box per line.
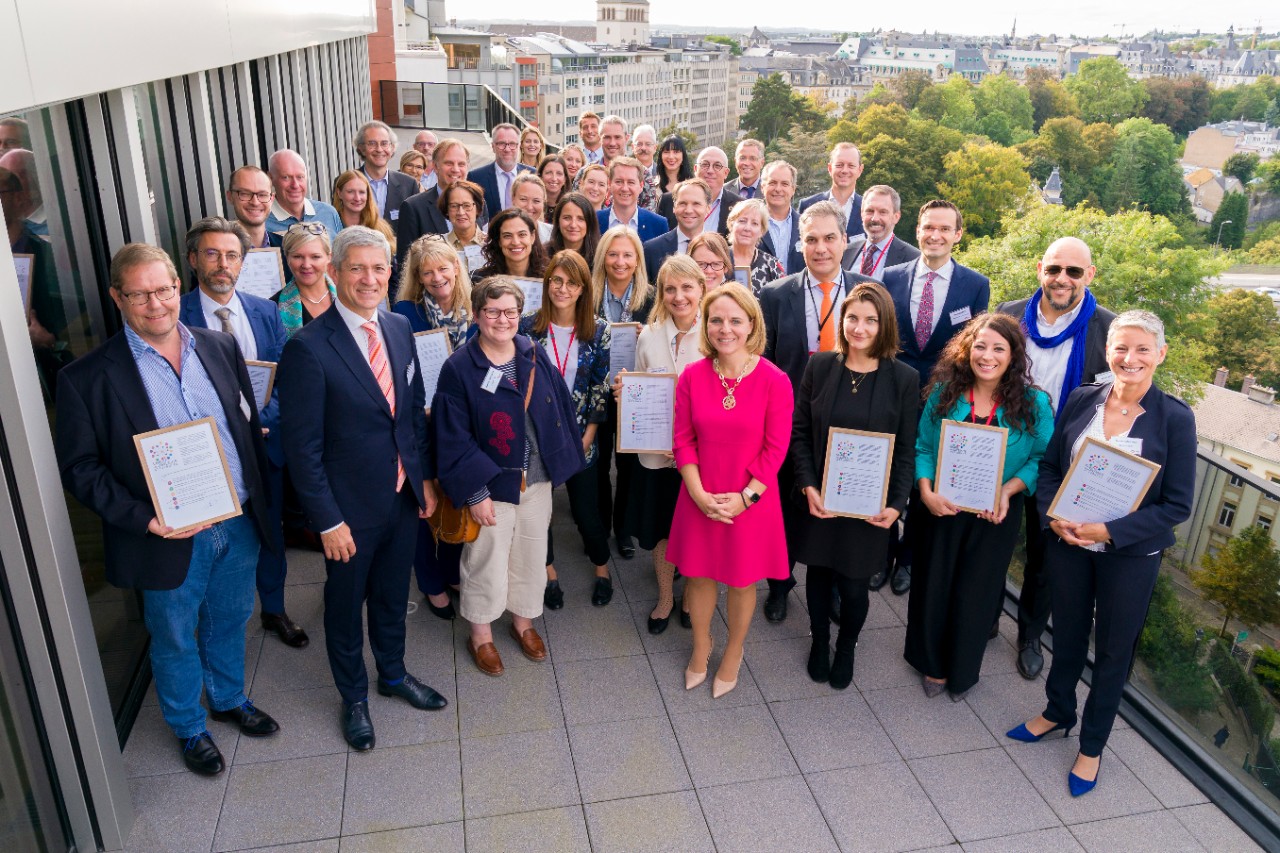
743, 487, 761, 505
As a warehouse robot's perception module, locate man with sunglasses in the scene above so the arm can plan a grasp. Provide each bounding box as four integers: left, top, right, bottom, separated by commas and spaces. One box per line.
996, 237, 1115, 679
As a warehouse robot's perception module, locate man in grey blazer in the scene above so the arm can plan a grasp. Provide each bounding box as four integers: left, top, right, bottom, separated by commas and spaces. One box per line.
841, 185, 921, 278
355, 121, 420, 221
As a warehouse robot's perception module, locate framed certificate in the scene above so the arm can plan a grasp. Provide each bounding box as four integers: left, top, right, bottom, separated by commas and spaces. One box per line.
13, 253, 34, 312
616, 372, 677, 454
607, 322, 642, 380
935, 419, 1009, 514
1047, 436, 1162, 524
133, 417, 242, 535
821, 428, 896, 519
413, 328, 453, 414
512, 276, 544, 313
244, 360, 277, 410
235, 248, 287, 300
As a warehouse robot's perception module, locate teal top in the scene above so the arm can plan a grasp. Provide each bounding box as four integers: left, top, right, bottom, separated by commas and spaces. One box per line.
915, 383, 1055, 495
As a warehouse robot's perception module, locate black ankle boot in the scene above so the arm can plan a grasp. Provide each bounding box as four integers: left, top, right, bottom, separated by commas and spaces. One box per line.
829, 641, 855, 690
807, 638, 831, 682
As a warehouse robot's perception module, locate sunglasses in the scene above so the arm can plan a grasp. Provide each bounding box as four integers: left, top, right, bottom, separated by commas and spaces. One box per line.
1043, 264, 1087, 280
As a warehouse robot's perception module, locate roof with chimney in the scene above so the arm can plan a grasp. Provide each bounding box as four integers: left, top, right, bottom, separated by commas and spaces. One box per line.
1194, 382, 1280, 464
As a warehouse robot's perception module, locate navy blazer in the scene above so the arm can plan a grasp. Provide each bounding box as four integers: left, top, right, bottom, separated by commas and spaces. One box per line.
597, 207, 669, 242
179, 288, 288, 467
642, 229, 684, 283
799, 191, 864, 237
277, 305, 433, 532
758, 207, 805, 276
759, 268, 877, 401
467, 162, 534, 225
54, 328, 273, 590
882, 260, 990, 390
841, 234, 920, 276
1037, 382, 1197, 555
656, 187, 740, 236
432, 334, 585, 505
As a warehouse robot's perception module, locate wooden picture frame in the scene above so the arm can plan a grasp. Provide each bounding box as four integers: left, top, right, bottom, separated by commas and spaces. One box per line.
413, 327, 453, 415
1046, 436, 1162, 524
820, 427, 896, 520
935, 419, 1009, 515
133, 417, 242, 536
244, 360, 277, 410
616, 372, 677, 454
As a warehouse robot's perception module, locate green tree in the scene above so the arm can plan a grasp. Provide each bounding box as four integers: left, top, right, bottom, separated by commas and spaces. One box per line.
739, 74, 827, 145
658, 121, 698, 153
1193, 525, 1280, 638
888, 70, 934, 110
1249, 234, 1280, 264
856, 120, 966, 236
772, 127, 831, 196
1259, 158, 1280, 194
703, 35, 742, 56
1138, 76, 1212, 136
1223, 152, 1261, 185
973, 74, 1035, 137
937, 141, 1032, 239
1210, 192, 1249, 249
1202, 288, 1280, 387
1064, 56, 1148, 124
1025, 67, 1078, 130
914, 75, 976, 131
1104, 118, 1190, 217
853, 103, 912, 144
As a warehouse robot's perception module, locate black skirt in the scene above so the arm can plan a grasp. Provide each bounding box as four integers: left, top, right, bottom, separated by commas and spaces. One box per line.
626, 465, 683, 551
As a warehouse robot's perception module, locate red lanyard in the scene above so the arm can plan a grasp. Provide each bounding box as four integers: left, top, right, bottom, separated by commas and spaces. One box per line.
549, 326, 575, 377
863, 235, 894, 276
968, 388, 998, 425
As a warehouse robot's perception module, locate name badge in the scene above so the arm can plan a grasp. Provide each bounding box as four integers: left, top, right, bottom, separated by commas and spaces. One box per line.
949, 307, 972, 326
390, 209, 400, 221
1110, 437, 1144, 457
1094, 370, 1116, 385
481, 367, 502, 393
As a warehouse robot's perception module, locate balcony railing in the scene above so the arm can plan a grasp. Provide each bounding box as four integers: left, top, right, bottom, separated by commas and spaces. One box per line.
377, 80, 557, 150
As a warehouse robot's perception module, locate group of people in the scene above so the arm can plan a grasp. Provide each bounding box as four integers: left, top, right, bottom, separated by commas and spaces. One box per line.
50, 117, 1196, 803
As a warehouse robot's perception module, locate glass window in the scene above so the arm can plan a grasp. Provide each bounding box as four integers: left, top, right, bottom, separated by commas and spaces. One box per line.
1217, 501, 1238, 528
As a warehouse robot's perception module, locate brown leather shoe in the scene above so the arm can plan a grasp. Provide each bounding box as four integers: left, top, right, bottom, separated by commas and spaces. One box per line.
508, 625, 548, 662
467, 638, 504, 677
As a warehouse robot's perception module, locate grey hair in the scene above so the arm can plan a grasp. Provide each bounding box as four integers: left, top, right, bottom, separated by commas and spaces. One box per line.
601, 114, 627, 132
862, 184, 902, 213
631, 123, 657, 142
185, 216, 250, 258
799, 199, 848, 237
332, 225, 391, 268
762, 159, 797, 185
1107, 310, 1166, 350
355, 120, 398, 152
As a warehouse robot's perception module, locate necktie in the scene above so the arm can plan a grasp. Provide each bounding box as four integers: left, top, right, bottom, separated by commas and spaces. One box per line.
214, 306, 235, 337
741, 185, 755, 199
860, 244, 877, 277
500, 171, 512, 210
363, 321, 405, 491
915, 271, 937, 351
818, 282, 837, 352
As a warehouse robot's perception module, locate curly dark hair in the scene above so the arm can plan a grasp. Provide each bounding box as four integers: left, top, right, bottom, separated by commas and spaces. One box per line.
926, 313, 1039, 433
474, 208, 548, 280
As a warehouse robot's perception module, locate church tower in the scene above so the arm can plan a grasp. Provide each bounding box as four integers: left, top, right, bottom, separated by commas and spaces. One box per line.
596, 0, 650, 46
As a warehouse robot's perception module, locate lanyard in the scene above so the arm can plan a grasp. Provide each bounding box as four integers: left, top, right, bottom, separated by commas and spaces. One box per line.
704, 196, 720, 223
967, 388, 998, 425
549, 326, 575, 377
804, 270, 842, 354
863, 235, 894, 276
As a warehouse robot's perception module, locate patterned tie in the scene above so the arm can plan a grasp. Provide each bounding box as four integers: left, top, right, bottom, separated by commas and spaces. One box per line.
213, 306, 235, 336
362, 321, 405, 491
860, 243, 877, 277
914, 271, 938, 352
818, 282, 837, 352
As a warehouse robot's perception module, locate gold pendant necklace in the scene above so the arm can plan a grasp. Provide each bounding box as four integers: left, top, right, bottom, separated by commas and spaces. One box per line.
714, 356, 751, 410
849, 370, 870, 395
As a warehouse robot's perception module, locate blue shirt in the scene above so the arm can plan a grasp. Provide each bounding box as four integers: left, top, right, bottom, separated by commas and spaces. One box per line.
768, 213, 794, 265
361, 168, 390, 217
265, 198, 343, 242
125, 323, 249, 503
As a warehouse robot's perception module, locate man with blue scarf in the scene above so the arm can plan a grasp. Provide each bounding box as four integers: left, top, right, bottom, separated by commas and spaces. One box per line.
996, 237, 1115, 679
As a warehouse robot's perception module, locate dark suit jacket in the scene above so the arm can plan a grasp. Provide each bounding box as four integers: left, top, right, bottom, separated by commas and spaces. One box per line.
842, 234, 920, 275
467, 162, 534, 224
277, 306, 433, 532
179, 289, 288, 467
799, 190, 864, 237
365, 168, 420, 221
996, 293, 1117, 391
642, 229, 684, 283
882, 260, 990, 389
727, 178, 760, 199
54, 328, 273, 590
759, 207, 805, 276
760, 268, 877, 401
1037, 382, 1196, 555
656, 187, 741, 236
597, 207, 669, 242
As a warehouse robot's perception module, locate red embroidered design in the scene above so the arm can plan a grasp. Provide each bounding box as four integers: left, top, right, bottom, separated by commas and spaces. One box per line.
489, 412, 514, 455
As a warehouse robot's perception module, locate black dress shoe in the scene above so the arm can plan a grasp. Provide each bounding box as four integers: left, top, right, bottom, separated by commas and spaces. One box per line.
261, 612, 310, 648
617, 535, 636, 559
1017, 638, 1044, 680
543, 580, 564, 610
343, 701, 375, 751
591, 576, 614, 606
868, 567, 889, 591
648, 609, 671, 635
989, 619, 1001, 640
829, 585, 842, 625
210, 700, 280, 737
829, 648, 855, 690
889, 563, 912, 595
376, 674, 448, 710
807, 639, 831, 682
764, 589, 788, 623
425, 595, 456, 620
179, 732, 224, 775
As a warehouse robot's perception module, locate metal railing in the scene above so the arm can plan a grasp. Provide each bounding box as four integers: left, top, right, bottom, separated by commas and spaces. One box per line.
377, 80, 556, 149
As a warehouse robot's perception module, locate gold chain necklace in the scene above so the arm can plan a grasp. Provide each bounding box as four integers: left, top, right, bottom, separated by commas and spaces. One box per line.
849, 369, 871, 395
714, 356, 751, 410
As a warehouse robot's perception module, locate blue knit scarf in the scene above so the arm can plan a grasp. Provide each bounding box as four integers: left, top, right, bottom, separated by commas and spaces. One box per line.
1021, 288, 1096, 416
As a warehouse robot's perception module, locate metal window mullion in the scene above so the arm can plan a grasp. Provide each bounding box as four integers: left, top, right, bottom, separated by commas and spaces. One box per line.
233, 62, 259, 167
104, 87, 157, 248
184, 71, 223, 220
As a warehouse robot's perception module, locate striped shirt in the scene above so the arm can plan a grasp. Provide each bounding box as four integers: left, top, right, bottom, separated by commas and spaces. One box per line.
125, 323, 249, 503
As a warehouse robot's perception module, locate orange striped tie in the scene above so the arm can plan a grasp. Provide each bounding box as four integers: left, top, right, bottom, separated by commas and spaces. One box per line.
363, 322, 406, 491
818, 282, 837, 352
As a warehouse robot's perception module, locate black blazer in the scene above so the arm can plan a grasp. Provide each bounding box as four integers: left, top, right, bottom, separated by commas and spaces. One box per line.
1037, 382, 1197, 555
369, 168, 421, 221
996, 294, 1117, 388
842, 234, 920, 275
467, 162, 534, 224
395, 187, 447, 268
791, 353, 920, 515
656, 187, 740, 236
799, 190, 864, 237
882, 260, 990, 390
278, 305, 433, 532
760, 268, 877, 401
55, 329, 273, 590
759, 207, 805, 276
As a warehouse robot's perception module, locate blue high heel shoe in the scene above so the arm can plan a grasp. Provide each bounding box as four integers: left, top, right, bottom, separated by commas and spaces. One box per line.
1005, 720, 1073, 743
1069, 756, 1101, 797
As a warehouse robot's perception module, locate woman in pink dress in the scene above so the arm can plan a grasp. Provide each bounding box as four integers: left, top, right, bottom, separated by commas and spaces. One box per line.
666, 285, 794, 698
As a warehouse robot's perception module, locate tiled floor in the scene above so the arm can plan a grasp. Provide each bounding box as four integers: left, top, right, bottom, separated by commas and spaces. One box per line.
122, 496, 1265, 852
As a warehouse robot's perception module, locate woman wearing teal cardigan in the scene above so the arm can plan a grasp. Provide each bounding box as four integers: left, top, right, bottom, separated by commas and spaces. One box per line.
905, 313, 1054, 701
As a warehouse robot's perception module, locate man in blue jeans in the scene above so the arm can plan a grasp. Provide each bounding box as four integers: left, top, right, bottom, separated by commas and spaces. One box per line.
55, 243, 281, 775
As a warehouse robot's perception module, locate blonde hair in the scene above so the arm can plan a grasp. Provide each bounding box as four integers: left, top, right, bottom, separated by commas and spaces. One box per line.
648, 254, 706, 328
591, 225, 650, 316
110, 243, 178, 290
395, 236, 471, 321
698, 285, 766, 357
281, 223, 332, 258
727, 198, 768, 232
519, 127, 546, 166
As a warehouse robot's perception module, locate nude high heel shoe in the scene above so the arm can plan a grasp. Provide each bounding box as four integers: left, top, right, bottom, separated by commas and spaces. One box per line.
712, 651, 743, 699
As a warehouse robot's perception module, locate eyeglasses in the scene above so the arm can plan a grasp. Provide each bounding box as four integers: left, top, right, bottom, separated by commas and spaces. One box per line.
287, 222, 329, 237
119, 284, 179, 305
493, 142, 519, 150
201, 249, 243, 264
697, 260, 727, 273
481, 307, 522, 320
363, 141, 395, 150
697, 162, 728, 172
448, 202, 476, 212
1042, 264, 1087, 280
230, 189, 273, 203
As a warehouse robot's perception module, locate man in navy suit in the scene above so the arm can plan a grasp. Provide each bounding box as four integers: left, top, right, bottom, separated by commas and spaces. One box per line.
179, 217, 307, 649
599, 156, 669, 241
757, 160, 804, 275
467, 123, 534, 226
354, 121, 421, 222
56, 243, 279, 775
642, 178, 711, 281
278, 226, 447, 751
798, 142, 865, 239
656, 146, 740, 236
841, 185, 921, 278
394, 137, 475, 268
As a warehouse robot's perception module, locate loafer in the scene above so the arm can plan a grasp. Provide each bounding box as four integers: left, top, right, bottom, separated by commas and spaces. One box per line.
468, 638, 505, 676
261, 612, 309, 648
425, 595, 455, 620
764, 589, 788, 623
890, 563, 912, 595
867, 566, 889, 591
543, 579, 564, 610
210, 700, 279, 737
376, 673, 448, 710
648, 609, 671, 635
342, 700, 375, 751
179, 732, 224, 775
617, 535, 636, 559
509, 624, 549, 662
1017, 637, 1044, 680
591, 576, 614, 607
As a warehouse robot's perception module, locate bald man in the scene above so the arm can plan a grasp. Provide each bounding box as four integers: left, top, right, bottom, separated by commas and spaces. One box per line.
264, 149, 343, 240
996, 237, 1116, 680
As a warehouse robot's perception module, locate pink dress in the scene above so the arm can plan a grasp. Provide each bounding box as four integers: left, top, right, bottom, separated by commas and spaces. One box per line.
665, 357, 794, 585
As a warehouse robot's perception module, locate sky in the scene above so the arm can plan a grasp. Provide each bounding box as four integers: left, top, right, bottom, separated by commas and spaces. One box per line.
451, 1, 1280, 40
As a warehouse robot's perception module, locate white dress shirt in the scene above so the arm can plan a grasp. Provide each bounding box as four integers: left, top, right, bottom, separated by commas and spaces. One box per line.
701, 191, 725, 234
333, 297, 386, 367
607, 207, 640, 232
199, 290, 258, 361
909, 258, 954, 338
1025, 298, 1085, 412
767, 213, 793, 263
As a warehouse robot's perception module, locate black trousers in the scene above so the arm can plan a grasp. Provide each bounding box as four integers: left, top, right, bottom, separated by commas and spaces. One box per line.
595, 413, 635, 541
1016, 495, 1051, 642
806, 567, 870, 651
1042, 539, 1162, 757
323, 486, 419, 705
547, 462, 612, 568
412, 521, 462, 597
